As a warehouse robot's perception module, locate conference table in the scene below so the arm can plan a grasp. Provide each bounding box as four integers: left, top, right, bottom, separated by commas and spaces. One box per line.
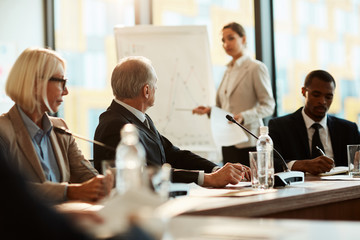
163, 175, 360, 221
167, 215, 360, 240
76, 174, 360, 239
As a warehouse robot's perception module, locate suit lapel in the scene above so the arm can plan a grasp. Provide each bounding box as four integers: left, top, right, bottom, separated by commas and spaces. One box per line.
292, 108, 311, 158
327, 116, 340, 162
111, 101, 162, 144
8, 106, 46, 181
110, 101, 166, 163
49, 122, 68, 182
228, 56, 251, 97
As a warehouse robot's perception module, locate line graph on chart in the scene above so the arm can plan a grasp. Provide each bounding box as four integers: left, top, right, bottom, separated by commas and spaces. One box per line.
150, 57, 213, 147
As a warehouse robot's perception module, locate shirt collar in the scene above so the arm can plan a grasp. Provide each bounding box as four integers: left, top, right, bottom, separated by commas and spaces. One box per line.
227, 52, 249, 68
301, 107, 327, 129
114, 98, 146, 122
17, 106, 53, 139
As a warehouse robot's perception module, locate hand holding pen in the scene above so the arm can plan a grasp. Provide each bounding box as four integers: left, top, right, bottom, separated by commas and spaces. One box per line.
316, 146, 335, 168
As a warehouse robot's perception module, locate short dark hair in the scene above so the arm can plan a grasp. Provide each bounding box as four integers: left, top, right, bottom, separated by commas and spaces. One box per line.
304, 70, 336, 88
222, 22, 246, 37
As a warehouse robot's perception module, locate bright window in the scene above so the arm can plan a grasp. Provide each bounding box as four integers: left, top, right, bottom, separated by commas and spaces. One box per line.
54, 0, 135, 159
273, 0, 360, 125
153, 0, 255, 88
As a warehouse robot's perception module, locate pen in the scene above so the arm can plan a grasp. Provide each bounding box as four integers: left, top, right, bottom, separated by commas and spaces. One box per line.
316, 146, 335, 168
81, 160, 99, 176
316, 146, 326, 156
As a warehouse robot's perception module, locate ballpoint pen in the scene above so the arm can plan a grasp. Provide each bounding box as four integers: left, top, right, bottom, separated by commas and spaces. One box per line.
316, 146, 335, 168
316, 146, 326, 156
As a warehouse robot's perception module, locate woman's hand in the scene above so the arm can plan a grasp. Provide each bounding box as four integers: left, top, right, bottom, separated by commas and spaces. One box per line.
192, 106, 211, 115
233, 113, 244, 124
67, 174, 114, 202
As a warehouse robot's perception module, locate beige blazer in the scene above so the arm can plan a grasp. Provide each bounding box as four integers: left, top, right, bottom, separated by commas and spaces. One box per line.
216, 55, 275, 148
0, 105, 97, 203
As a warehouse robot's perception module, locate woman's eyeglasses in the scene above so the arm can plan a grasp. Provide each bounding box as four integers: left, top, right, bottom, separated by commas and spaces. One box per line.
49, 77, 67, 90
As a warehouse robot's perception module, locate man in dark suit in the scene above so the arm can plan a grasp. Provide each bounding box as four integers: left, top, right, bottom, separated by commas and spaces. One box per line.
269, 70, 360, 175
94, 56, 250, 187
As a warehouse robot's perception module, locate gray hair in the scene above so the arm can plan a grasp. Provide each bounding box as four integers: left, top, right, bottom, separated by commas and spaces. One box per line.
111, 56, 156, 99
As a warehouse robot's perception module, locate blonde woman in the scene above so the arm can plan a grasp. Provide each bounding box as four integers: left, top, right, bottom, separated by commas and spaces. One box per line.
0, 47, 113, 203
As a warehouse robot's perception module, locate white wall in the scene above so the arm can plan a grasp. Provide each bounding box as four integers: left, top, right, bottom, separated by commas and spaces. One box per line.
0, 0, 44, 114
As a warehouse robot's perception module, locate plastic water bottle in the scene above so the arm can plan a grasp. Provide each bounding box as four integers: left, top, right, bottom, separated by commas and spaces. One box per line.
115, 124, 147, 194
256, 126, 274, 189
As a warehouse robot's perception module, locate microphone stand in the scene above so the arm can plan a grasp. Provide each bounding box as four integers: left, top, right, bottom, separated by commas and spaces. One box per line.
225, 115, 304, 187
53, 126, 116, 152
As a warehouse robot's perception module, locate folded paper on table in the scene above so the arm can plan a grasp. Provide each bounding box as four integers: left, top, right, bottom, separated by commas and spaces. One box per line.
321, 175, 360, 181
210, 106, 248, 147
187, 182, 276, 197
319, 166, 348, 176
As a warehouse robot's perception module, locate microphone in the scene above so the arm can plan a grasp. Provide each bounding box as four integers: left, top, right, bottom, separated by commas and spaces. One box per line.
53, 126, 116, 152
226, 115, 288, 171
225, 115, 304, 187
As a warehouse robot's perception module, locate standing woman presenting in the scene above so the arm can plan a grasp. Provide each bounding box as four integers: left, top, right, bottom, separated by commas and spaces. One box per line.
193, 22, 275, 166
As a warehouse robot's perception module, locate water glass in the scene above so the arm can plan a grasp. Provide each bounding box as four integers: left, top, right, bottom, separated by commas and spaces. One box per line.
249, 151, 274, 189
348, 145, 360, 177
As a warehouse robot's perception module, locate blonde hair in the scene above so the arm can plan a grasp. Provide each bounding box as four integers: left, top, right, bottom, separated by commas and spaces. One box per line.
111, 56, 156, 100
5, 47, 66, 114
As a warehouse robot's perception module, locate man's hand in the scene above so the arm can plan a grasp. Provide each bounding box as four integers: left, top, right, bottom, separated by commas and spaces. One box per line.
192, 106, 211, 115
203, 163, 251, 188
292, 156, 334, 175
67, 172, 114, 202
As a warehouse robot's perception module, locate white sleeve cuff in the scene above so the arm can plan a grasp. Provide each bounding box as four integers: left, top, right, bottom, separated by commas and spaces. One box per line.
197, 170, 205, 186
212, 166, 220, 172
287, 160, 296, 170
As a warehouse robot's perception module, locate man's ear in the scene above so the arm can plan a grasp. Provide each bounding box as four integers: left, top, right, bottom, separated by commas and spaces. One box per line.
143, 84, 150, 99
301, 87, 306, 97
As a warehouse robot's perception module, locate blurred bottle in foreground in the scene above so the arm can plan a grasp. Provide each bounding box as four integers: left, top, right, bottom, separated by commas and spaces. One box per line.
115, 124, 147, 194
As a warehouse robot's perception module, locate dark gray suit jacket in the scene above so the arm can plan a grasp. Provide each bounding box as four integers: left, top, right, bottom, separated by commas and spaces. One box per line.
269, 107, 360, 172
94, 100, 217, 183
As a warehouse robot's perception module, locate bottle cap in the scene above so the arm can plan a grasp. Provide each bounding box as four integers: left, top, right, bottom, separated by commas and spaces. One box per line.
121, 124, 139, 144
260, 126, 269, 135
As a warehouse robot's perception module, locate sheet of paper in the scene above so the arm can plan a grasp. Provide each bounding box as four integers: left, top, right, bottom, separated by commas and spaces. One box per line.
319, 166, 348, 176
188, 183, 276, 197
210, 106, 248, 146
321, 174, 360, 181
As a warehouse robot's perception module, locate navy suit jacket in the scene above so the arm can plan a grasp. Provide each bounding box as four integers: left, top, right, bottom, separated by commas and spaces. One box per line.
94, 100, 217, 183
269, 107, 360, 172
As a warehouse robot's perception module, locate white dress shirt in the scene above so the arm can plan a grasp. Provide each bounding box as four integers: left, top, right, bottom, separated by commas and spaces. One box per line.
288, 108, 334, 170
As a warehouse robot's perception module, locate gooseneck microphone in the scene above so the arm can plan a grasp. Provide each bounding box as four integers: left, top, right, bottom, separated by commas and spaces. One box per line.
53, 126, 116, 152
226, 115, 289, 172
225, 115, 304, 186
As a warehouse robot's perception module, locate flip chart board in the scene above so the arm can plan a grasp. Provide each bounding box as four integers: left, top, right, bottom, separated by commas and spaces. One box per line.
114, 25, 216, 150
